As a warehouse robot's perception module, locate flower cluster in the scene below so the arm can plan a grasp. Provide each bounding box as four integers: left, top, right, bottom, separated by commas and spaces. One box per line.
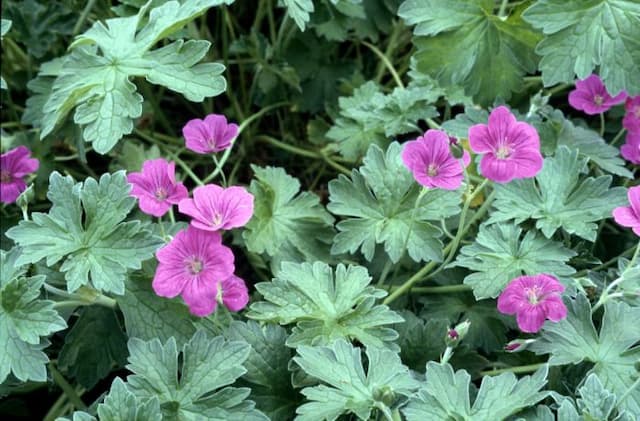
128, 114, 253, 317
0, 146, 39, 205
621, 96, 640, 165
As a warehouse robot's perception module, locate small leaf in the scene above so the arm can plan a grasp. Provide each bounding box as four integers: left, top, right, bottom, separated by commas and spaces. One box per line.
282, 0, 314, 31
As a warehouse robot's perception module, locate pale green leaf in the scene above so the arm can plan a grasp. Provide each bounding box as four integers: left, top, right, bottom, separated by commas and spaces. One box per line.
294, 339, 420, 421
0, 248, 66, 383
98, 378, 162, 421
403, 362, 549, 420
248, 261, 403, 350
399, 0, 540, 105
454, 223, 576, 299
36, 0, 230, 153
488, 147, 628, 241
282, 0, 314, 31
243, 165, 335, 267
125, 330, 267, 420
523, 0, 640, 95
530, 294, 640, 416
6, 172, 163, 295
328, 142, 461, 263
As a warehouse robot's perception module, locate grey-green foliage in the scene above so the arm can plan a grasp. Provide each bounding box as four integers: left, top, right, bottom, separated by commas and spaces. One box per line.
530, 294, 640, 416
488, 146, 628, 242
27, 0, 233, 153
328, 142, 461, 263
248, 261, 403, 350
326, 81, 438, 161
404, 362, 549, 420
294, 339, 421, 420
225, 321, 301, 420
282, 0, 314, 31
6, 171, 162, 296
0, 248, 67, 383
1, 19, 11, 89
454, 223, 576, 299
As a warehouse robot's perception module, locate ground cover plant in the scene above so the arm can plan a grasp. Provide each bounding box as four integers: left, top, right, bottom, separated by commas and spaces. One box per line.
1, 0, 639, 419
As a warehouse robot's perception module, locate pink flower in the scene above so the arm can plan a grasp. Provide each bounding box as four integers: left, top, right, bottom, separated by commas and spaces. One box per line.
621, 132, 640, 165
217, 274, 249, 312
401, 129, 468, 190
568, 74, 627, 115
612, 186, 640, 237
0, 146, 39, 204
182, 114, 238, 154
497, 274, 567, 333
468, 106, 543, 183
153, 226, 235, 316
178, 184, 254, 231
623, 96, 640, 133
127, 159, 188, 217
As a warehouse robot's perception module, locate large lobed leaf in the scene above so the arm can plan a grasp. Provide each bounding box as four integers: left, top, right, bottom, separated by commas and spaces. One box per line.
248, 261, 403, 350
531, 294, 640, 416
243, 165, 335, 269
454, 223, 576, 299
294, 339, 420, 421
399, 0, 540, 105
488, 147, 627, 241
31, 0, 232, 153
0, 248, 66, 383
6, 171, 163, 295
404, 362, 549, 420
328, 142, 461, 263
523, 0, 640, 95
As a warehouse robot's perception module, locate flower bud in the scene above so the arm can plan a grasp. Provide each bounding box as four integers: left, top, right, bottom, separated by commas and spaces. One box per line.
504, 338, 537, 353
445, 320, 470, 347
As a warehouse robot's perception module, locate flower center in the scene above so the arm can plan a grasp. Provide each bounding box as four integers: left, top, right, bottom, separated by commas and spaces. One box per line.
212, 212, 223, 226
496, 144, 512, 159
525, 286, 542, 305
427, 163, 439, 177
154, 187, 168, 200
593, 95, 604, 106
186, 256, 204, 275
0, 170, 11, 183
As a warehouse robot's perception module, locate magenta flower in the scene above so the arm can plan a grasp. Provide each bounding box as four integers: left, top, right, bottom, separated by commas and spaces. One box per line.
623, 96, 640, 133
178, 184, 254, 232
182, 114, 238, 154
217, 274, 249, 312
497, 274, 567, 333
0, 146, 39, 205
612, 186, 640, 237
568, 74, 627, 115
621, 132, 640, 165
468, 106, 543, 183
153, 226, 235, 317
401, 129, 468, 190
127, 158, 188, 217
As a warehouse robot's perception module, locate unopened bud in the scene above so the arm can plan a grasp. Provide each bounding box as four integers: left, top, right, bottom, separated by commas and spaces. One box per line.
445, 320, 470, 347
504, 338, 536, 353
16, 184, 35, 211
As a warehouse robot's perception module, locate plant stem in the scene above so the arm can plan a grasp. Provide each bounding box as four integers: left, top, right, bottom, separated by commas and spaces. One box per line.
72, 0, 97, 35
481, 363, 546, 376
618, 375, 640, 407
361, 41, 404, 88
44, 284, 117, 309
390, 284, 472, 294
49, 363, 87, 411
440, 346, 454, 364
574, 244, 637, 277
610, 127, 626, 146
599, 113, 606, 137
257, 135, 351, 175
591, 242, 640, 313
498, 0, 509, 17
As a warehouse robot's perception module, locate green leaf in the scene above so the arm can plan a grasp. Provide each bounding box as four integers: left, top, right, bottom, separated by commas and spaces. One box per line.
523, 0, 640, 95
35, 0, 231, 153
404, 362, 549, 420
0, 248, 67, 383
118, 274, 197, 346
399, 0, 540, 105
294, 339, 420, 421
393, 311, 448, 370
326, 82, 437, 160
248, 261, 403, 350
531, 294, 640, 416
454, 223, 576, 299
225, 321, 301, 420
0, 18, 11, 90
328, 142, 461, 263
6, 171, 163, 295
58, 306, 128, 389
243, 165, 335, 268
125, 330, 267, 420
577, 374, 618, 420
488, 147, 628, 241
97, 378, 162, 421
282, 0, 314, 31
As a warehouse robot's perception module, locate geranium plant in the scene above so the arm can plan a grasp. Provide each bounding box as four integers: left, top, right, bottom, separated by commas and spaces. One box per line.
1, 0, 639, 420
